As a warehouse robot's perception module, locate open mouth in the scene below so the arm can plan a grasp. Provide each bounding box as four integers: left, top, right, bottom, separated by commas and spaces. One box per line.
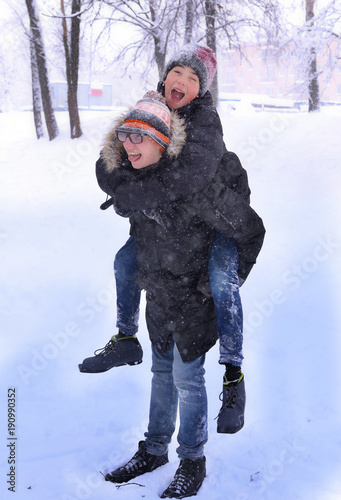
128, 152, 141, 162
171, 88, 185, 101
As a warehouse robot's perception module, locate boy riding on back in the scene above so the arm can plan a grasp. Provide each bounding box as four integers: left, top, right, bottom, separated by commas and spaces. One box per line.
93, 89, 264, 499
79, 43, 263, 435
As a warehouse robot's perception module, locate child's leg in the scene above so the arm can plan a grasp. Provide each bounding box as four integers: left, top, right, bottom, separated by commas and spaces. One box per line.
144, 343, 178, 456
114, 236, 141, 336
172, 346, 207, 461
209, 232, 245, 434
159, 346, 207, 499
145, 343, 207, 461
209, 232, 243, 368
105, 343, 177, 484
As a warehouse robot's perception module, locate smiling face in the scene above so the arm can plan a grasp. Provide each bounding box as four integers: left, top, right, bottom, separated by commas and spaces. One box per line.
122, 134, 162, 169
163, 65, 200, 109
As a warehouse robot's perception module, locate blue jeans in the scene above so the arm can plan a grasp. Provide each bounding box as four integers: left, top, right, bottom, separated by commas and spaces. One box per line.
114, 232, 243, 365
114, 237, 141, 335
144, 342, 207, 460
209, 232, 244, 366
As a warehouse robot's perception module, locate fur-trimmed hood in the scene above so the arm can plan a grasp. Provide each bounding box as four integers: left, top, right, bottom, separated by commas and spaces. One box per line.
101, 109, 186, 173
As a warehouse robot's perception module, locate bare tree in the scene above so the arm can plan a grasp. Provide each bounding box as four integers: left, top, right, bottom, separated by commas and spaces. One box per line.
196, 0, 282, 51
96, 0, 184, 79
0, 4, 32, 113
94, 0, 282, 106
25, 0, 59, 141
29, 32, 44, 139
204, 0, 218, 106
195, 0, 281, 105
184, 0, 195, 44
60, 0, 83, 138
306, 0, 320, 111
278, 0, 341, 111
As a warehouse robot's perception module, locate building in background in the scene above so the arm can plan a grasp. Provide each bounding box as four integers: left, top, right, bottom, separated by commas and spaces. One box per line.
50, 82, 113, 110
220, 44, 341, 105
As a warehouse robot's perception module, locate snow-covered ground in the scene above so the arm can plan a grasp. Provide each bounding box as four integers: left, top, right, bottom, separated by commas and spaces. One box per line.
1, 106, 340, 500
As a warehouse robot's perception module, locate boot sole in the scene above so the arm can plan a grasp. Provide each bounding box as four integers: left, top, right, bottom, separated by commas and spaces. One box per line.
217, 421, 244, 434
78, 359, 142, 373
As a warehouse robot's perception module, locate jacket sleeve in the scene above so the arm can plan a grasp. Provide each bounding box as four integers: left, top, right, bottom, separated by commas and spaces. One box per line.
220, 151, 251, 204
186, 162, 265, 282
95, 155, 137, 217
112, 106, 226, 213
96, 155, 115, 197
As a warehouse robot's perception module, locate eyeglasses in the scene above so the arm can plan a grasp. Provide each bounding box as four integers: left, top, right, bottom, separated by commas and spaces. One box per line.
116, 131, 146, 144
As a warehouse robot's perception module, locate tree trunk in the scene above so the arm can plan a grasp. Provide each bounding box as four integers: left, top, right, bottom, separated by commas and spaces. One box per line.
306, 0, 320, 112
29, 32, 44, 139
184, 0, 194, 44
25, 0, 59, 141
61, 0, 82, 138
205, 0, 218, 107
153, 36, 166, 81
149, 0, 166, 80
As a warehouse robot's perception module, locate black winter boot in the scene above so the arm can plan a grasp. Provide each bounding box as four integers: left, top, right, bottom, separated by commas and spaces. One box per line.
217, 373, 245, 434
78, 332, 143, 373
161, 457, 206, 498
105, 441, 168, 483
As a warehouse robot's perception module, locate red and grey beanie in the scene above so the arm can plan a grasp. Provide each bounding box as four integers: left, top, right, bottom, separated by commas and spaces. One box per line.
163, 43, 217, 96
117, 91, 171, 151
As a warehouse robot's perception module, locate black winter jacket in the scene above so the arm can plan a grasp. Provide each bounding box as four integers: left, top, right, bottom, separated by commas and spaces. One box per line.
131, 209, 218, 361
97, 108, 218, 361
96, 93, 265, 361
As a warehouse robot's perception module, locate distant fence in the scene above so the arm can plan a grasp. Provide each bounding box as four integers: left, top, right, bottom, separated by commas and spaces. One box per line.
219, 92, 341, 113
219, 92, 299, 113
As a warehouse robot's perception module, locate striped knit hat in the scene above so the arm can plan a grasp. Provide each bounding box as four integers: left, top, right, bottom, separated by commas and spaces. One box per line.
117, 91, 171, 151
163, 43, 217, 97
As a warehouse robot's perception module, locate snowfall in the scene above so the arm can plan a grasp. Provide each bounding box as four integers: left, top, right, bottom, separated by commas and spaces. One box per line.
1, 100, 341, 500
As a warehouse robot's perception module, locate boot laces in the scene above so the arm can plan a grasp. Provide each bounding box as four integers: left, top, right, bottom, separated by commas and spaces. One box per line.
221, 382, 238, 408
94, 338, 117, 356
167, 460, 197, 495
215, 378, 242, 419
119, 454, 147, 473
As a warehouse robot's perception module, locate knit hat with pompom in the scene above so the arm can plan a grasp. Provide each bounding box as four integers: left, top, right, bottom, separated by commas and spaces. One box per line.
117, 91, 171, 151
163, 43, 217, 96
